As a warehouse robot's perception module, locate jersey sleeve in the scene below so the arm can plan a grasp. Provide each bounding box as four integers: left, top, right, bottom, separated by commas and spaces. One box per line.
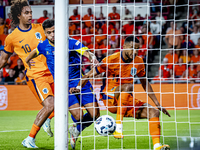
95, 57, 107, 74
36, 43, 45, 56
136, 58, 146, 77
73, 40, 88, 55
4, 35, 14, 54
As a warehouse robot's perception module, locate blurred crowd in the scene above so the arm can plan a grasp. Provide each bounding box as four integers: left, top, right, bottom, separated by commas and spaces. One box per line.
69, 4, 200, 81
0, 0, 200, 85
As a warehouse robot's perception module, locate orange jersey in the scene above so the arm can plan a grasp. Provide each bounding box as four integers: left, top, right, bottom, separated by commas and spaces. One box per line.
195, 45, 200, 52
99, 44, 111, 54
0, 34, 8, 45
164, 53, 178, 64
4, 24, 51, 80
174, 64, 186, 76
191, 55, 200, 63
82, 14, 96, 27
108, 13, 120, 20
37, 17, 49, 24
95, 35, 107, 44
69, 24, 76, 35
142, 31, 155, 46
15, 76, 26, 85
9, 54, 19, 69
70, 15, 81, 21
96, 52, 145, 92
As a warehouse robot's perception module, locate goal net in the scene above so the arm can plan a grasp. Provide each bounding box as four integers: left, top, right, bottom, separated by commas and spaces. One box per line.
63, 0, 200, 149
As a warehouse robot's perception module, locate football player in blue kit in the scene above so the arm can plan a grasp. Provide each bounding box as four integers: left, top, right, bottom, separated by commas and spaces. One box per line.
26, 19, 100, 149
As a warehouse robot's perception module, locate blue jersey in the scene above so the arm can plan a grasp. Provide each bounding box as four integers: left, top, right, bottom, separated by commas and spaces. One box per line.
36, 38, 90, 87
36, 39, 55, 78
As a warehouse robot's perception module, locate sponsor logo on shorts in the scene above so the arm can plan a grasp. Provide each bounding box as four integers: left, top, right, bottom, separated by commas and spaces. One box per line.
42, 88, 49, 94
0, 86, 8, 110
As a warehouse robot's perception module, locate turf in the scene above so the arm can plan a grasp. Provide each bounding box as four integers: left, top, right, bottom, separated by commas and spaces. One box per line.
0, 110, 200, 150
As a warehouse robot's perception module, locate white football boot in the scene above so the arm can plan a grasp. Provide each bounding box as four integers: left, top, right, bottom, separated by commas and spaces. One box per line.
22, 136, 38, 148
69, 124, 80, 149
154, 143, 170, 150
113, 123, 124, 139
42, 118, 53, 137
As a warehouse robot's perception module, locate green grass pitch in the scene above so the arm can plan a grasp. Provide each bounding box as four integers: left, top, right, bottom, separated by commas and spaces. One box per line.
0, 110, 200, 150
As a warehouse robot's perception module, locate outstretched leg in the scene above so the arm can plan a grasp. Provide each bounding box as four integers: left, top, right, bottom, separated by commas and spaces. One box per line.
137, 103, 170, 150
113, 84, 133, 139
22, 95, 54, 148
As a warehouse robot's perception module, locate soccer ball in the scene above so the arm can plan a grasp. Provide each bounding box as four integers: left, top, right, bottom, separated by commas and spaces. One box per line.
94, 115, 116, 136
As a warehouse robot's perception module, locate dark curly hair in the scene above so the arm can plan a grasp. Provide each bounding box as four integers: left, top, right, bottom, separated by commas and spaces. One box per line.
42, 19, 54, 30
10, 0, 29, 26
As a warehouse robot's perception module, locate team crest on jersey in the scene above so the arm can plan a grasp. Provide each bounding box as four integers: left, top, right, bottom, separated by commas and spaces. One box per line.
131, 67, 137, 76
42, 88, 48, 94
35, 32, 42, 40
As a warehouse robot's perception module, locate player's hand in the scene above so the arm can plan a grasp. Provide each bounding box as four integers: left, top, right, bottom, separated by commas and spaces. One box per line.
27, 59, 36, 69
69, 87, 80, 94
91, 58, 99, 68
158, 107, 171, 117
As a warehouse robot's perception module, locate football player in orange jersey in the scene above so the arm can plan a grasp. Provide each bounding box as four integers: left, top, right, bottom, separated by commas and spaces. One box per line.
70, 36, 171, 150
0, 0, 54, 148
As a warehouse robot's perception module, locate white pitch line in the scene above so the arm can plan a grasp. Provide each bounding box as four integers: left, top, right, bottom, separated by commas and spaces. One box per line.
0, 129, 29, 132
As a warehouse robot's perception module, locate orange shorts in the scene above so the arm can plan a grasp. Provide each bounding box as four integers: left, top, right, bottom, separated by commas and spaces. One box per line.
26, 74, 54, 104
102, 87, 145, 118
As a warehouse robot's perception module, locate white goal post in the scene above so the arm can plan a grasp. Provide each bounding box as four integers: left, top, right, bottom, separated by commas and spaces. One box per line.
55, 0, 69, 149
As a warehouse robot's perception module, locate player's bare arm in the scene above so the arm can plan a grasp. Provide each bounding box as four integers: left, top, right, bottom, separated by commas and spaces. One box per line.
25, 49, 38, 69
0, 51, 12, 69
69, 67, 99, 94
83, 51, 99, 67
140, 78, 171, 117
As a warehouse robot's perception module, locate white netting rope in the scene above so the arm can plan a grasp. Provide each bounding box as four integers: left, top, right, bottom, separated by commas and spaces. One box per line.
68, 1, 200, 150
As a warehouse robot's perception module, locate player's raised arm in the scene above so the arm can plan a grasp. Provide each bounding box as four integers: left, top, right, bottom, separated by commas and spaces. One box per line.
0, 51, 12, 69
25, 49, 38, 69
69, 67, 99, 94
140, 78, 171, 117
73, 39, 99, 67
82, 50, 99, 67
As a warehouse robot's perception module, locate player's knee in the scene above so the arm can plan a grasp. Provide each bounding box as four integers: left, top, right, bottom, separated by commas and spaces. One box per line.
73, 113, 82, 121
89, 110, 99, 120
149, 108, 160, 119
43, 96, 54, 113
95, 109, 100, 119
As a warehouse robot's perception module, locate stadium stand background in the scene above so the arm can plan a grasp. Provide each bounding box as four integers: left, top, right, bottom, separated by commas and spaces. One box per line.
0, 0, 200, 85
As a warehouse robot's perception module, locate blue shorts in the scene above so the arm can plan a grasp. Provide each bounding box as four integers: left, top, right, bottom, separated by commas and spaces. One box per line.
68, 81, 97, 107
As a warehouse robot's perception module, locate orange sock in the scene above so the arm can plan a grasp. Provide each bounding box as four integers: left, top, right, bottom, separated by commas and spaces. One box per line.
149, 117, 160, 145
48, 111, 54, 119
116, 92, 129, 124
29, 124, 40, 138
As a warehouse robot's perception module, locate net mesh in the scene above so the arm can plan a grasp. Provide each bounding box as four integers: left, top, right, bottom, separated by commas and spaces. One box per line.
68, 0, 200, 149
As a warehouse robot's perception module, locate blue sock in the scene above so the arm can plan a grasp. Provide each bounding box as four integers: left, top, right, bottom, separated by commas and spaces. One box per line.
71, 113, 93, 132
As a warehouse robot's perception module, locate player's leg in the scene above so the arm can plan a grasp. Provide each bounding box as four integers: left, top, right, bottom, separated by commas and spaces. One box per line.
113, 84, 133, 138
81, 83, 100, 129
22, 76, 54, 148
136, 103, 170, 150
42, 81, 55, 137
80, 82, 100, 132
68, 94, 83, 149
83, 101, 100, 130
69, 85, 100, 132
